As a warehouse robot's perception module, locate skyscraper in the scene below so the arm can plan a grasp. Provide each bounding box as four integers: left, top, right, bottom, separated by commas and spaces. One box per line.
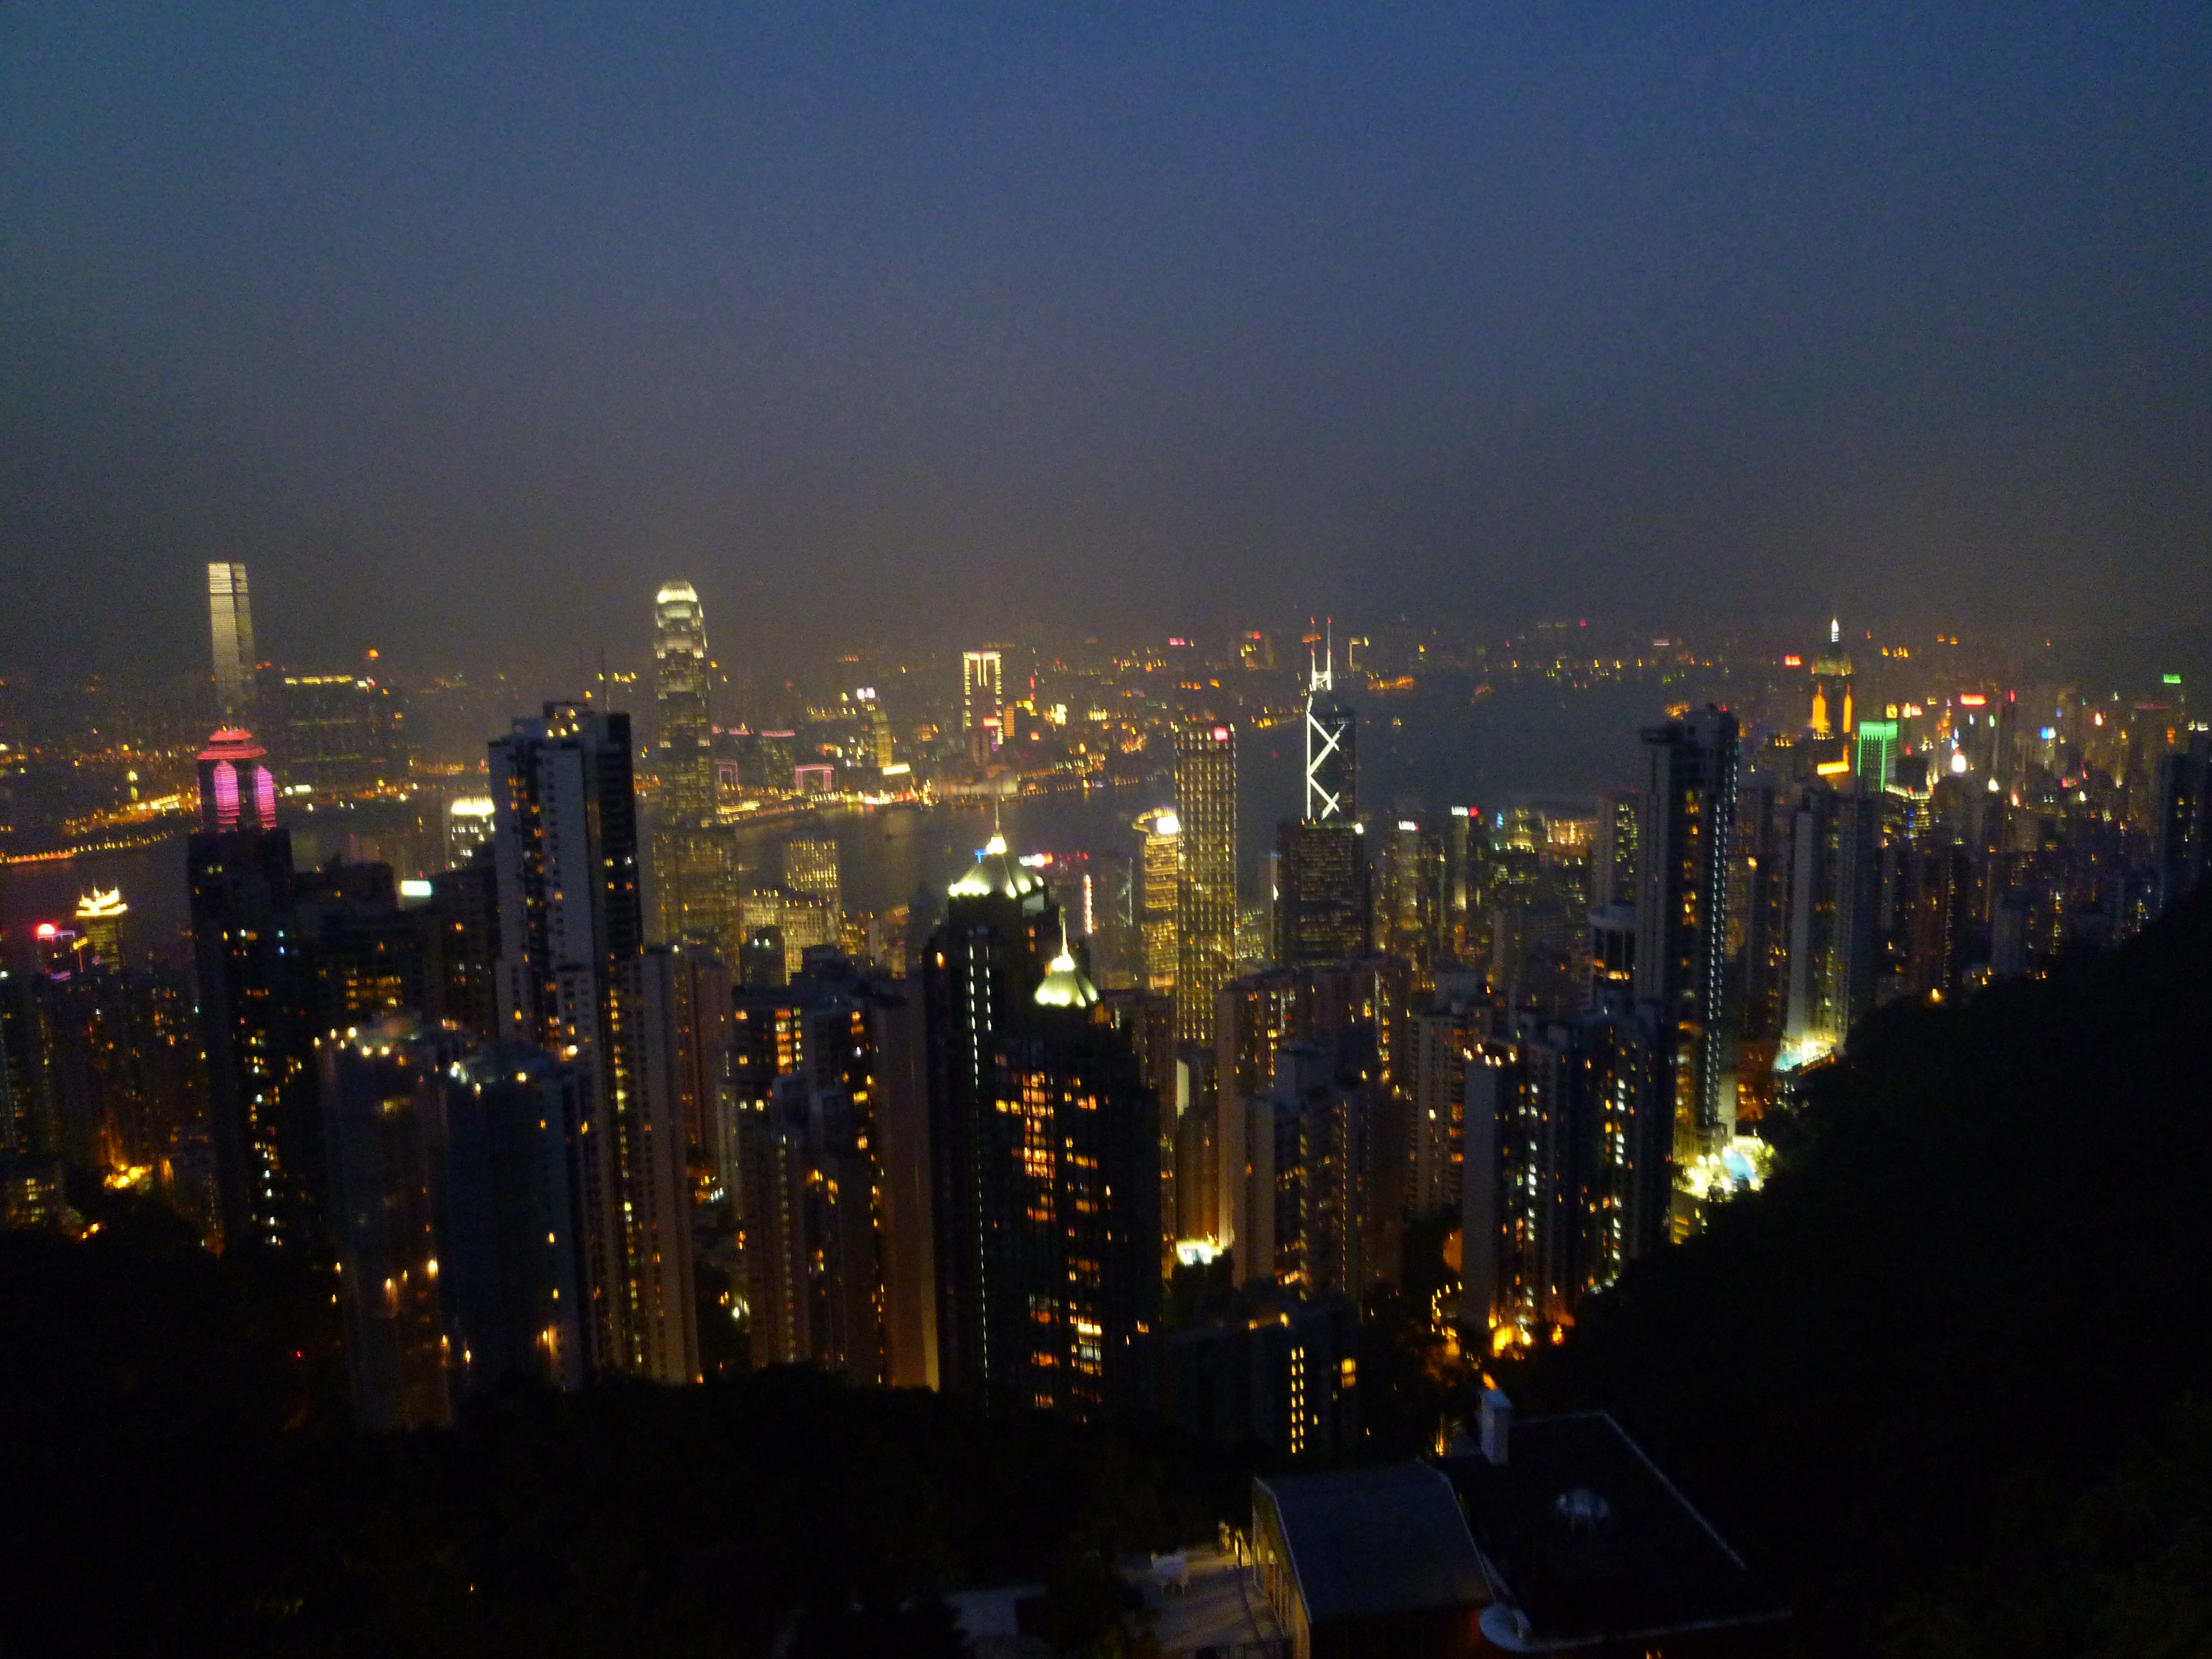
1634, 709, 1741, 1161
1275, 642, 1368, 967
650, 582, 721, 946
207, 562, 256, 725
784, 838, 842, 930
1174, 723, 1238, 1046
1137, 807, 1180, 995
1275, 821, 1369, 964
1303, 639, 1356, 823
187, 728, 317, 1251
923, 846, 1160, 1418
653, 582, 714, 822
491, 703, 696, 1384
962, 650, 1005, 739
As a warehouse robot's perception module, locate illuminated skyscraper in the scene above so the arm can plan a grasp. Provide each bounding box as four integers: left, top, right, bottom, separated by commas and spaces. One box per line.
1304, 636, 1356, 822
1275, 640, 1367, 967
491, 703, 696, 1384
924, 841, 1159, 1418
1634, 709, 1741, 1160
187, 728, 318, 1251
650, 582, 721, 946
1275, 821, 1368, 965
207, 562, 257, 724
784, 838, 842, 930
1808, 618, 1855, 739
1175, 724, 1238, 1046
1136, 807, 1180, 994
653, 582, 714, 822
962, 650, 1005, 737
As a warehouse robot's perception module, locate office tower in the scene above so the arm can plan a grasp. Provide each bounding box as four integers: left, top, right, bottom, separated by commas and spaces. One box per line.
1274, 820, 1369, 965
1808, 618, 1854, 739
650, 582, 720, 946
1136, 807, 1180, 994
1855, 718, 1900, 795
1781, 778, 1882, 1064
1444, 806, 1480, 964
985, 939, 1162, 1417
1461, 1011, 1663, 1346
857, 687, 895, 771
1303, 640, 1356, 822
653, 582, 715, 823
271, 674, 408, 798
188, 728, 320, 1251
73, 888, 127, 966
778, 892, 838, 978
207, 562, 256, 724
320, 1022, 587, 1428
1241, 1038, 1371, 1302
490, 703, 696, 1384
1098, 986, 1178, 1272
962, 649, 1005, 747
922, 834, 1059, 1394
1376, 818, 1445, 985
784, 838, 842, 929
1635, 709, 1741, 1160
1174, 723, 1238, 1046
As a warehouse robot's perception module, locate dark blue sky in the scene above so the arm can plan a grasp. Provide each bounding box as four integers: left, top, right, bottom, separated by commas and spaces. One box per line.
3, 4, 2207, 680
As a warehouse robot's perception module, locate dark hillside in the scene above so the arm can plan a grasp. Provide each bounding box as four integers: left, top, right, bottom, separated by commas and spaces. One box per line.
1523, 892, 2212, 1655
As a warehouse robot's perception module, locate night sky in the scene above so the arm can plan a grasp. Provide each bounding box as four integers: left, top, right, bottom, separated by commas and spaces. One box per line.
3, 5, 2207, 682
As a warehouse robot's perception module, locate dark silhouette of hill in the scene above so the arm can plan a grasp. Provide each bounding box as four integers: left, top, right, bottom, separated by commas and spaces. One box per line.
1520, 890, 2212, 1656
0, 1201, 1235, 1657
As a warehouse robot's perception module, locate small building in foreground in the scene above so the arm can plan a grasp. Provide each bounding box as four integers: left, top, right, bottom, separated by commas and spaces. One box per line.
1442, 1392, 1791, 1656
1251, 1462, 1490, 1659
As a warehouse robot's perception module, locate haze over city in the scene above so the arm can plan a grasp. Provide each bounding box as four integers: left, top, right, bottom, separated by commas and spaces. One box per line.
5, 5, 2210, 685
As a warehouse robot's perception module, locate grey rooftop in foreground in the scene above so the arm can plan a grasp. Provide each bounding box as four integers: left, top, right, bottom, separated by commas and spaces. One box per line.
1256, 1462, 1490, 1624
1443, 1410, 1791, 1652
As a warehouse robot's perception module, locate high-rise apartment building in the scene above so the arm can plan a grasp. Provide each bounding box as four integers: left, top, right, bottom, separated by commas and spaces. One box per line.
320, 1022, 586, 1428
1174, 723, 1238, 1046
207, 562, 257, 724
1634, 710, 1741, 1160
923, 835, 1058, 1395
490, 703, 696, 1384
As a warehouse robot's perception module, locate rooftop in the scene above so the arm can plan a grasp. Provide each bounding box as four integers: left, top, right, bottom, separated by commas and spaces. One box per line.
1442, 1412, 1789, 1651
1258, 1462, 1488, 1625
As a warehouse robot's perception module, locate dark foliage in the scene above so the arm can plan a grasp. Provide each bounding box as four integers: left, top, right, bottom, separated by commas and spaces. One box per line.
1517, 889, 2212, 1656
0, 1208, 1233, 1658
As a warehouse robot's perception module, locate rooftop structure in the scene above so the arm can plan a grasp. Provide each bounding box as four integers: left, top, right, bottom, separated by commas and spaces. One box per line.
1251, 1462, 1488, 1657
1443, 1400, 1790, 1656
